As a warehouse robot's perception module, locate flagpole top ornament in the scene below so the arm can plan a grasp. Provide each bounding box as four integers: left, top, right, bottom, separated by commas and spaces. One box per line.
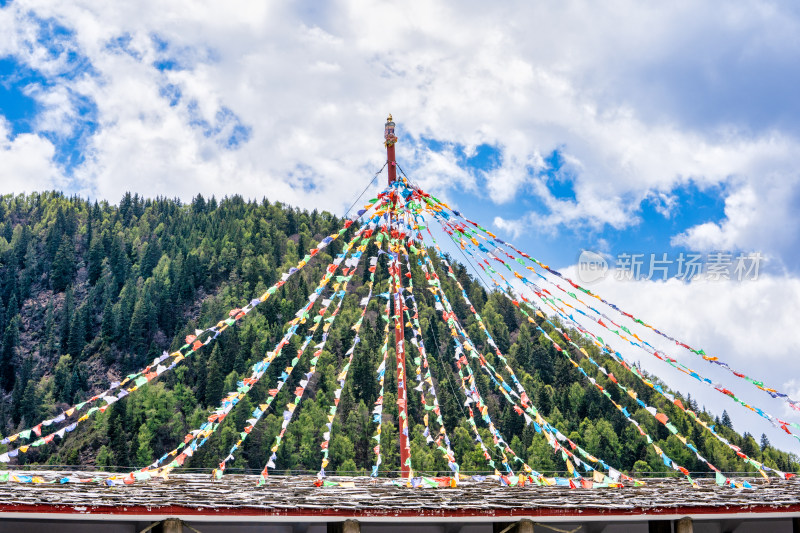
385, 114, 397, 147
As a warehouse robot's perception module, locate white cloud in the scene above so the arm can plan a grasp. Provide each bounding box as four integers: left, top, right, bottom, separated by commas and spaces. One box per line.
555, 264, 800, 453
0, 0, 792, 220
0, 2, 795, 232
493, 216, 525, 240
0, 119, 65, 193
672, 176, 800, 271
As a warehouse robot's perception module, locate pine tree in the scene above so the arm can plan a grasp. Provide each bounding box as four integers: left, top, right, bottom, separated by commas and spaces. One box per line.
205, 345, 224, 405
20, 378, 42, 426
101, 299, 116, 341
108, 406, 130, 467
53, 355, 74, 404
60, 287, 74, 354
721, 410, 733, 430
40, 300, 56, 360
0, 315, 21, 391
128, 295, 151, 358
87, 238, 105, 286
20, 243, 37, 299
51, 234, 77, 292
68, 304, 88, 357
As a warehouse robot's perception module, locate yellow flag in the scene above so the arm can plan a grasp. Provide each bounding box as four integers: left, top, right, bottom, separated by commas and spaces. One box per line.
653, 444, 663, 456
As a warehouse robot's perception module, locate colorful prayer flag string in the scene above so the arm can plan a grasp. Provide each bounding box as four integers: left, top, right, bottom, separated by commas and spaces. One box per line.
144, 219, 377, 483
401, 255, 460, 478
425, 198, 800, 445
370, 297, 392, 477
411, 209, 630, 487
260, 261, 361, 483
427, 202, 776, 484
318, 252, 381, 478
0, 195, 388, 467
429, 198, 800, 415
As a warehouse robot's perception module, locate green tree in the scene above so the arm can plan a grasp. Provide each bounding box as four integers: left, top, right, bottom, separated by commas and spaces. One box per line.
51, 234, 77, 291
53, 354, 74, 403
205, 345, 224, 405
136, 424, 155, 466
96, 445, 114, 468
68, 303, 89, 358
87, 238, 105, 285
0, 315, 20, 391
721, 410, 733, 430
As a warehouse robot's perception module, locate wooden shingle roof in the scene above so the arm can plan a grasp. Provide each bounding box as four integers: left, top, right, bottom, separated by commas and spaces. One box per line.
0, 474, 798, 522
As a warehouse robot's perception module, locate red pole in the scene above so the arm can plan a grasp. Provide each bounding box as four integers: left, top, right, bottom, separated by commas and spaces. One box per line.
385, 114, 397, 184
385, 114, 410, 479
393, 262, 410, 479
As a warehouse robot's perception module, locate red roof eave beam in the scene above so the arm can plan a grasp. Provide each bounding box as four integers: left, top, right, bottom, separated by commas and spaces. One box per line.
1, 502, 799, 522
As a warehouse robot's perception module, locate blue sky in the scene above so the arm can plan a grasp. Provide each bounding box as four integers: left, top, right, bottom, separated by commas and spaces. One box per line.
416, 135, 732, 272
0, 2, 797, 274
2, 0, 800, 452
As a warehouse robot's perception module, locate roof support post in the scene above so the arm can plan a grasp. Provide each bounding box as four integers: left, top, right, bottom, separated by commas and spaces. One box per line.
162, 518, 182, 533
675, 517, 693, 533
516, 520, 534, 533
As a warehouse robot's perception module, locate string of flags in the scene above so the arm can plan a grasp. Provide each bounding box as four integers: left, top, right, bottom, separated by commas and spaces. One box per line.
429, 197, 800, 415
0, 170, 793, 491
317, 252, 378, 478
0, 202, 379, 467
392, 201, 615, 484
418, 194, 791, 486
260, 250, 363, 483
426, 200, 800, 446
131, 214, 381, 483
401, 253, 460, 476
426, 210, 762, 485
414, 230, 626, 487
385, 192, 621, 486
370, 296, 392, 477
530, 285, 778, 482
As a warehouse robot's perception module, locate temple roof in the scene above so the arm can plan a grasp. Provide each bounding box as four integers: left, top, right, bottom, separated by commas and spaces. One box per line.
0, 474, 798, 522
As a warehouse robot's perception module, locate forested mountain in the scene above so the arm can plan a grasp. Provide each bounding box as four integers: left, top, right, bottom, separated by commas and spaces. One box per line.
0, 191, 795, 477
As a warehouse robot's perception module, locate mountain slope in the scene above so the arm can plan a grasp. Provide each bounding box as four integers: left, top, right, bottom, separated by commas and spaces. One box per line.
0, 191, 794, 477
